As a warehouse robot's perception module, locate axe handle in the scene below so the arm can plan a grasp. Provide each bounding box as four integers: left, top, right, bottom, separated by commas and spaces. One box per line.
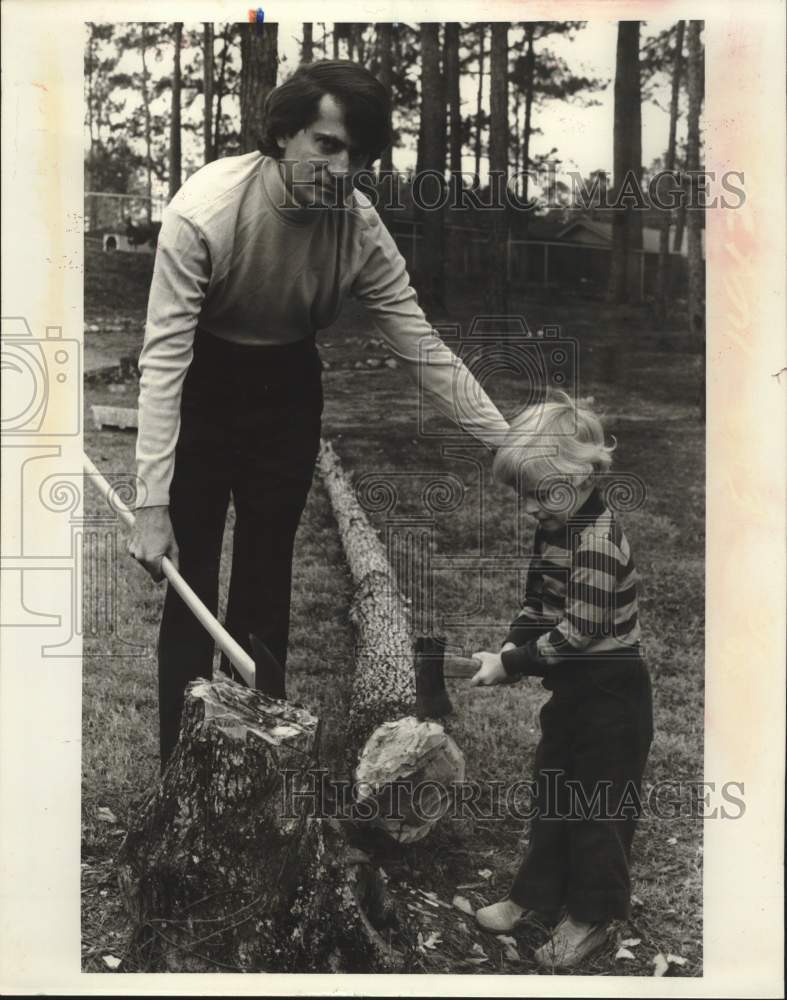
83, 454, 256, 689
443, 654, 483, 679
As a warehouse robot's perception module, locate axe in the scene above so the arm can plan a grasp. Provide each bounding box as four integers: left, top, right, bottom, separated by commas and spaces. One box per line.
83, 454, 285, 699
414, 635, 482, 719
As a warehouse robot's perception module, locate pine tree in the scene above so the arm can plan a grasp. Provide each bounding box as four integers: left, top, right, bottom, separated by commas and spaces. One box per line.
203, 23, 215, 163
240, 21, 279, 154
486, 22, 509, 312
608, 21, 643, 303
169, 23, 183, 200
685, 20, 705, 418
417, 23, 446, 313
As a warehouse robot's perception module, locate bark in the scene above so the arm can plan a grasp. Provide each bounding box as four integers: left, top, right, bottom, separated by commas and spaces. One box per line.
608, 20, 643, 303
203, 23, 215, 164
417, 23, 447, 313
486, 22, 509, 313
377, 23, 394, 175
86, 28, 98, 230
522, 23, 535, 213
117, 678, 402, 972
140, 25, 153, 222
444, 23, 462, 176
474, 24, 486, 183
686, 20, 705, 419
656, 20, 684, 324
318, 442, 415, 759
213, 24, 231, 157
318, 441, 465, 844
169, 23, 183, 201
302, 22, 313, 63
240, 21, 279, 155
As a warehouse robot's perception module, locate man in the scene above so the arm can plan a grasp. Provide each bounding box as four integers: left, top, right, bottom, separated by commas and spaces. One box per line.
129, 60, 509, 769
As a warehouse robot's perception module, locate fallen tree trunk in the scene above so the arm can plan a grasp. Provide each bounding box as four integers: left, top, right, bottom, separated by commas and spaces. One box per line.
318, 440, 416, 759
117, 677, 401, 972
318, 440, 465, 844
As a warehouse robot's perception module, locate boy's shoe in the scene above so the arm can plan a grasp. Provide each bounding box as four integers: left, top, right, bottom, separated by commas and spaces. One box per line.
475, 898, 527, 933
533, 914, 610, 969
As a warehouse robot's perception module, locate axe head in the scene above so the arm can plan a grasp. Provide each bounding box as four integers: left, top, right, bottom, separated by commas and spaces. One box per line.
250, 634, 286, 700
414, 635, 453, 720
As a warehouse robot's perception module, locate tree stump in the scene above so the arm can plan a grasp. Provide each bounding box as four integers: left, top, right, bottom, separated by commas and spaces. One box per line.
117, 677, 402, 972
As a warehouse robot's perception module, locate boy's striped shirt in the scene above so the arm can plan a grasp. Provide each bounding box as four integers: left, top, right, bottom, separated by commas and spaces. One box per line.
501, 487, 641, 678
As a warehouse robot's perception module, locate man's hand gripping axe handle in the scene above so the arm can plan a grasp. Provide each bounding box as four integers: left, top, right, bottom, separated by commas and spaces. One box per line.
83, 454, 256, 689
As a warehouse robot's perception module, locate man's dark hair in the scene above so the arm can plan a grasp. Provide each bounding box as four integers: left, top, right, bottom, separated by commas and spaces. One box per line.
259, 60, 392, 165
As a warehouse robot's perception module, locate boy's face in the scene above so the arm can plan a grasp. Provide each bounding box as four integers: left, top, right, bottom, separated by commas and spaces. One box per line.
276, 93, 370, 209
520, 477, 594, 532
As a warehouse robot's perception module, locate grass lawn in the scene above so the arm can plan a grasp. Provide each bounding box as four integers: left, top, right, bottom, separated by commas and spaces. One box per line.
82, 236, 704, 976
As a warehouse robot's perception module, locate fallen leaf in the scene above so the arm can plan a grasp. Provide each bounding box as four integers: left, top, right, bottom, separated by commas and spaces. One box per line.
477, 869, 493, 880
452, 894, 474, 916
652, 953, 669, 977
102, 955, 122, 970
471, 942, 488, 958
615, 947, 636, 961
631, 894, 644, 907
497, 934, 517, 947
620, 937, 641, 947
667, 836, 678, 845
667, 953, 687, 967
422, 931, 442, 950
97, 807, 117, 824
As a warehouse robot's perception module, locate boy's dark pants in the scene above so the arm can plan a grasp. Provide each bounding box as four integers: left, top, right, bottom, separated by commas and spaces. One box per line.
157, 330, 323, 770
510, 656, 653, 923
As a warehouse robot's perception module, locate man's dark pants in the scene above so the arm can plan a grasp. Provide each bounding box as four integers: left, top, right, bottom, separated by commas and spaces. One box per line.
157, 330, 323, 768
510, 654, 653, 923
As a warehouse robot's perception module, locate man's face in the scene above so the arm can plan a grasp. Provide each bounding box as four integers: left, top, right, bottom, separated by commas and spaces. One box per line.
276, 93, 370, 209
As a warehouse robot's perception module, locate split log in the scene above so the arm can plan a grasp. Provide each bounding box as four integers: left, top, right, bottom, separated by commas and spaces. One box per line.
318, 440, 465, 843
117, 677, 401, 972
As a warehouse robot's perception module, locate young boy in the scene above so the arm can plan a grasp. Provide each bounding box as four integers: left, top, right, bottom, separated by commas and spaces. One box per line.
470, 391, 653, 970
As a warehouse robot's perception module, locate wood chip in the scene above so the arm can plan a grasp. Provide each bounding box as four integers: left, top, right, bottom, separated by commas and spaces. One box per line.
452, 895, 474, 916
652, 953, 669, 976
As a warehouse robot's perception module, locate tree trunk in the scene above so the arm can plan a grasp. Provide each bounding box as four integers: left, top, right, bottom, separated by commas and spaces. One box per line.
117, 678, 402, 972
608, 20, 642, 304
474, 24, 486, 184
486, 21, 509, 313
656, 19, 684, 325
444, 23, 462, 176
417, 23, 446, 314
203, 23, 215, 164
318, 441, 465, 844
240, 21, 279, 155
140, 25, 154, 222
378, 23, 393, 175
686, 20, 705, 419
213, 23, 231, 157
522, 24, 535, 211
169, 23, 183, 201
86, 28, 98, 230
302, 22, 313, 63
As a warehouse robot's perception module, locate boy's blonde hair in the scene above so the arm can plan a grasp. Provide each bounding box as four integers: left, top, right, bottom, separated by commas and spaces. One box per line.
493, 391, 615, 493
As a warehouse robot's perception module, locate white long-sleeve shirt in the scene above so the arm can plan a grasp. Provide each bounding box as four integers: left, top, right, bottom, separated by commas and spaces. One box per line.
136, 152, 510, 507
